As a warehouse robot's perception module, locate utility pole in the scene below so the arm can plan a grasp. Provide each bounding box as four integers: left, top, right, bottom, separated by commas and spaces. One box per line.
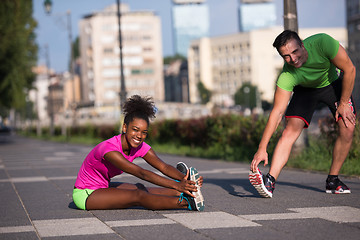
67, 10, 77, 128
45, 44, 54, 136
283, 0, 308, 149
283, 0, 298, 32
117, 0, 127, 114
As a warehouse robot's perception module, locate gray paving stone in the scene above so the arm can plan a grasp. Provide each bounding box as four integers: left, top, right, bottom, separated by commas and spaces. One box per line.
1, 135, 360, 240
0, 231, 39, 240
0, 182, 32, 227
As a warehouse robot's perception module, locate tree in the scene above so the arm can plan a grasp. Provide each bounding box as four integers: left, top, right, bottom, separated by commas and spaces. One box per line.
163, 54, 186, 65
197, 81, 211, 104
72, 37, 80, 59
234, 82, 258, 110
0, 0, 38, 117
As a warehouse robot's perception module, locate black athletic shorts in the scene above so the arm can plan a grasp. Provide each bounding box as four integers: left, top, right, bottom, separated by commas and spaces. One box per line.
285, 77, 356, 128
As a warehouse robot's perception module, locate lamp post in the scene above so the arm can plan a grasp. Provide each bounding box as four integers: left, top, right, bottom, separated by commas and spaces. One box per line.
43, 0, 77, 131
283, 0, 298, 33
66, 9, 77, 127
44, 44, 54, 136
43, 0, 52, 15
117, 0, 127, 114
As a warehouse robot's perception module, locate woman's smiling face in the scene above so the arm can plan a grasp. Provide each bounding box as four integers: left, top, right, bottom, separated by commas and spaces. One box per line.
123, 117, 148, 149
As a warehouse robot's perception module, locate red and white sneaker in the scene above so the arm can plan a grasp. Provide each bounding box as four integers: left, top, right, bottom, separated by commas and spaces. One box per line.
326, 177, 351, 194
249, 168, 275, 198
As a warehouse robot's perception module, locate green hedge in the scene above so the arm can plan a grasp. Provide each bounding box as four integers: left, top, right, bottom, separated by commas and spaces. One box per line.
22, 123, 121, 142
147, 114, 283, 162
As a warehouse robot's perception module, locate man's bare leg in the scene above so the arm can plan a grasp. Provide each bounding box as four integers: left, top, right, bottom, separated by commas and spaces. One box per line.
269, 118, 305, 180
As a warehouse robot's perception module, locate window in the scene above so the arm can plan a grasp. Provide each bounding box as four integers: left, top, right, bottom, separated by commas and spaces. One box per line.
131, 69, 141, 75
103, 48, 113, 54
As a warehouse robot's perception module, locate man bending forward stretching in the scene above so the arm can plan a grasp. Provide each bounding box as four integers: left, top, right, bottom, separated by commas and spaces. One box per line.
249, 30, 356, 198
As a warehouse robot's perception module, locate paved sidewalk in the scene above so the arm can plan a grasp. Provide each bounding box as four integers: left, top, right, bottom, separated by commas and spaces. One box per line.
0, 135, 359, 239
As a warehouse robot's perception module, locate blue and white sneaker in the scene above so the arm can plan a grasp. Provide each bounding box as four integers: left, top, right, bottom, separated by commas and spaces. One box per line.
179, 193, 204, 211
189, 167, 205, 211
176, 162, 189, 177
176, 162, 205, 211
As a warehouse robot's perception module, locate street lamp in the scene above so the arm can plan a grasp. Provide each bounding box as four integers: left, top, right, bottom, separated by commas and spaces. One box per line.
43, 0, 52, 15
116, 0, 127, 113
283, 0, 298, 33
44, 44, 55, 136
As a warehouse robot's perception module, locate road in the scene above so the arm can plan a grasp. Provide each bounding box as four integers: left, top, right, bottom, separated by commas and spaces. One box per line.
0, 135, 359, 239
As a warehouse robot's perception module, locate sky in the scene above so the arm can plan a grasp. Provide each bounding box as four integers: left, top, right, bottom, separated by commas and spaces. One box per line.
32, 0, 346, 73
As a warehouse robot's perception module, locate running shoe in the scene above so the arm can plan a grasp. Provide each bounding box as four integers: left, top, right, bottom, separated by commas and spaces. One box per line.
326, 177, 351, 194
249, 168, 275, 198
189, 167, 205, 211
179, 192, 204, 211
178, 193, 195, 211
176, 162, 189, 177
176, 163, 205, 210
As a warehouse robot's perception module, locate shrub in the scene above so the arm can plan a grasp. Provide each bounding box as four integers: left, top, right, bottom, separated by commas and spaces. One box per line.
148, 114, 283, 162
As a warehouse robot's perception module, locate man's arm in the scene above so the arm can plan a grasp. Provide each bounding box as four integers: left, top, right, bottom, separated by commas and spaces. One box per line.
331, 45, 356, 127
250, 87, 292, 171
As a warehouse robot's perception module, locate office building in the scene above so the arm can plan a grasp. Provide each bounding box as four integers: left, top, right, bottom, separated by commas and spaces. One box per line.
238, 0, 276, 32
172, 0, 209, 57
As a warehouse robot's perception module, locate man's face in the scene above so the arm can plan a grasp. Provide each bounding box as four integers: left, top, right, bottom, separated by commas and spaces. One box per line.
278, 38, 308, 68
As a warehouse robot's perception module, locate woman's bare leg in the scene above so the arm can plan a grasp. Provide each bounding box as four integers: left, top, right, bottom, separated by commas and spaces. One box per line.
86, 187, 188, 210
113, 182, 181, 196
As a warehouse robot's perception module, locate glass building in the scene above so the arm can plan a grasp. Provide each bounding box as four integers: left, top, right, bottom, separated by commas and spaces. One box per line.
238, 0, 276, 32
172, 0, 209, 57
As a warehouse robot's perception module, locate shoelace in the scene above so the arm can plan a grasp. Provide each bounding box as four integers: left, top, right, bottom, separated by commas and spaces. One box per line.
178, 193, 192, 210
178, 193, 184, 203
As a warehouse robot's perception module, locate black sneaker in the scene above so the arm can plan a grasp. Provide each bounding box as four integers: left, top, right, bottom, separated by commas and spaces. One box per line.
326, 177, 351, 194
176, 162, 189, 177
249, 168, 275, 198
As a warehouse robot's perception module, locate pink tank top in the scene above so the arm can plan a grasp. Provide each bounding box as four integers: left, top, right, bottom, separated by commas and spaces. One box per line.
74, 134, 151, 190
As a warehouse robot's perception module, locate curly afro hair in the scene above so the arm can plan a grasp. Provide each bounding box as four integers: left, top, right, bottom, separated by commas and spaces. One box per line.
122, 95, 156, 126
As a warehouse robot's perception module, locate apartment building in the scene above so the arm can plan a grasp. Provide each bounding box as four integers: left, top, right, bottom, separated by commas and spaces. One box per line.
79, 4, 164, 118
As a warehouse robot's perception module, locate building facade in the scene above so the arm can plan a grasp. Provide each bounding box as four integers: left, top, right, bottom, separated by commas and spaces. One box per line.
30, 66, 70, 128
188, 27, 347, 106
30, 66, 52, 127
346, 0, 360, 108
172, 0, 209, 57
79, 4, 164, 119
238, 0, 276, 32
164, 60, 189, 102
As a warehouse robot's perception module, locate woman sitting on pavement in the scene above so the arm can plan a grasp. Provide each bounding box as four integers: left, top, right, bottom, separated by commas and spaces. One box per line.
73, 95, 205, 211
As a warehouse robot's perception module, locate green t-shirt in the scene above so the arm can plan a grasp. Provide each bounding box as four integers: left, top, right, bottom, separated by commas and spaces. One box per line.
276, 33, 340, 91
